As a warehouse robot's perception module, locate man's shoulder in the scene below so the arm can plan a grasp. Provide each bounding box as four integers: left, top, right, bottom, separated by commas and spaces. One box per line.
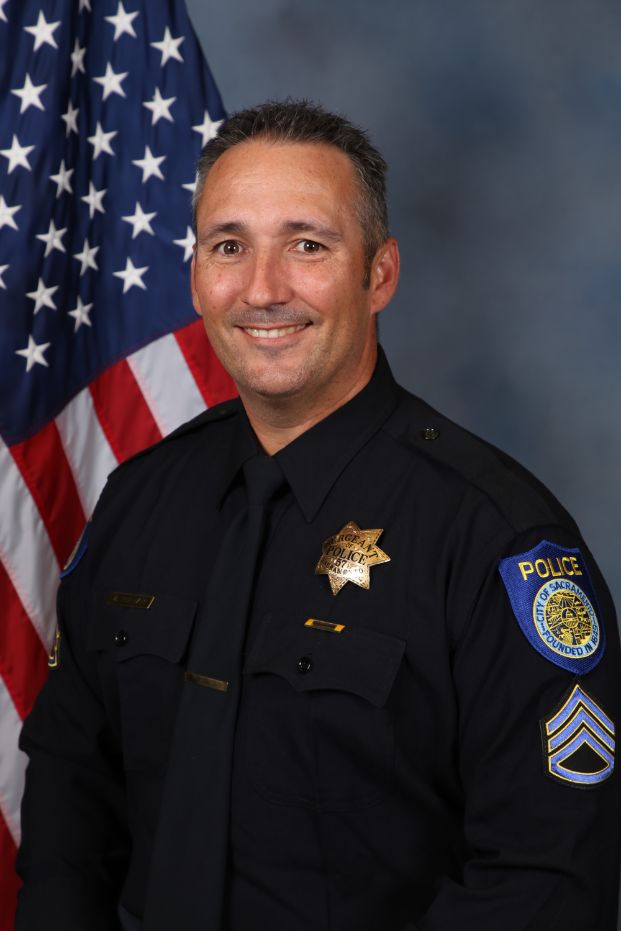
385, 387, 578, 536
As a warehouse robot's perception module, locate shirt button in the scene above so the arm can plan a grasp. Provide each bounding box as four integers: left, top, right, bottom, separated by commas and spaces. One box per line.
297, 655, 313, 674
422, 426, 440, 441
113, 630, 129, 647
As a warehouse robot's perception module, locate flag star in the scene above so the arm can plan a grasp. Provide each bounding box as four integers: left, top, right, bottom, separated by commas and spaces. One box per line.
24, 11, 61, 51
0, 134, 35, 174
11, 74, 47, 113
61, 100, 79, 136
81, 181, 106, 219
192, 111, 223, 147
0, 195, 21, 230
122, 202, 156, 239
132, 145, 165, 182
16, 335, 51, 372
182, 179, 196, 194
26, 277, 58, 313
74, 238, 99, 276
87, 122, 117, 160
79, 0, 91, 11
68, 296, 93, 331
114, 257, 148, 293
0, 265, 8, 288
143, 87, 176, 125
174, 226, 195, 262
105, 2, 139, 41
70, 38, 87, 76
49, 159, 74, 197
0, 0, 8, 23
151, 27, 184, 66
93, 63, 128, 101
36, 219, 67, 257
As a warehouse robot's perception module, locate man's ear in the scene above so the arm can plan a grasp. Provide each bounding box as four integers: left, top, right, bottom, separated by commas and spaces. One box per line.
369, 237, 400, 315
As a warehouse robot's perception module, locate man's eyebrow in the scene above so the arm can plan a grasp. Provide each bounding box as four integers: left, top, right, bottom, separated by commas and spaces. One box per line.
197, 221, 245, 244
281, 221, 342, 242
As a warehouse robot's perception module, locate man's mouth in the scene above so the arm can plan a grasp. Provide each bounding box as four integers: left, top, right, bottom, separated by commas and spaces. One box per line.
241, 324, 308, 339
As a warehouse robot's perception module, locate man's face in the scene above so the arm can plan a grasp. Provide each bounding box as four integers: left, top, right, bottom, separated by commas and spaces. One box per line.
191, 139, 398, 414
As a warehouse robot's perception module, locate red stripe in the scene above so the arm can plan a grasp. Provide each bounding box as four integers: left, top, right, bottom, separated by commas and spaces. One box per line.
174, 321, 237, 408
89, 359, 162, 463
0, 815, 19, 931
0, 564, 48, 721
9, 423, 86, 567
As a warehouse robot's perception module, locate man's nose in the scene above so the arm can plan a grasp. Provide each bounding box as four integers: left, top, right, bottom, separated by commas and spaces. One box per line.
241, 252, 294, 308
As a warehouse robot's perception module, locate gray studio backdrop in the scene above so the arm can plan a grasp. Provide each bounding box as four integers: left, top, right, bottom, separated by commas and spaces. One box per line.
186, 0, 620, 620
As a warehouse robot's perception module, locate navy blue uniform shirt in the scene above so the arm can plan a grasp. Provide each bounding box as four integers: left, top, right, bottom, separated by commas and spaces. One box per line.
16, 349, 621, 930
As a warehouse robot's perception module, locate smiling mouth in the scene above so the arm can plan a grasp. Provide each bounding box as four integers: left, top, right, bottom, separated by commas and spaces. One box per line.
241, 324, 308, 339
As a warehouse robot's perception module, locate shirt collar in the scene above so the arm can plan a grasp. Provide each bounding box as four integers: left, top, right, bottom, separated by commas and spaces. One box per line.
275, 346, 400, 522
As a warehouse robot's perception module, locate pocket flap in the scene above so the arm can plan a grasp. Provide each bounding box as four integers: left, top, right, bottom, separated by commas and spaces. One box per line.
244, 615, 405, 707
87, 590, 198, 662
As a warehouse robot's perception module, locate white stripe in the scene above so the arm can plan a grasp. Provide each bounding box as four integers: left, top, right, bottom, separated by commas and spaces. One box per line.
127, 333, 205, 436
0, 678, 26, 846
0, 440, 58, 649
55, 387, 119, 518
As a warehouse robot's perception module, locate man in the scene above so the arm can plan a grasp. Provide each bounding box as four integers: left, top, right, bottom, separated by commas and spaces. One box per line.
16, 101, 621, 930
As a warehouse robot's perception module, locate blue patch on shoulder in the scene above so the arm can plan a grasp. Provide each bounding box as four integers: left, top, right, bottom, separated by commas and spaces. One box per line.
60, 522, 90, 579
499, 540, 604, 674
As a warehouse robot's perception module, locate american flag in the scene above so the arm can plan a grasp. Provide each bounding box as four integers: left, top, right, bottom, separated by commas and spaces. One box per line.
0, 1, 236, 923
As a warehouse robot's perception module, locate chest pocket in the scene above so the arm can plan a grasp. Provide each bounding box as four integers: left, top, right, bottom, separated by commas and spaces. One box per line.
240, 613, 405, 811
87, 591, 198, 772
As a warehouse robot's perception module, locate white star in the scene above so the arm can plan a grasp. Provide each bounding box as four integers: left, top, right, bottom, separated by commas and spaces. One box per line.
70, 38, 86, 76
16, 335, 51, 372
0, 195, 21, 230
143, 87, 176, 125
61, 100, 79, 136
0, 1, 8, 24
113, 257, 148, 293
121, 202, 156, 239
81, 181, 106, 219
151, 27, 184, 66
93, 62, 128, 101
79, 0, 91, 11
105, 2, 139, 41
192, 111, 223, 147
74, 238, 100, 276
24, 11, 61, 51
11, 74, 47, 113
182, 179, 196, 194
26, 277, 58, 313
68, 296, 93, 331
87, 122, 117, 160
0, 135, 34, 174
132, 145, 165, 182
36, 219, 67, 257
0, 265, 8, 288
173, 226, 195, 262
49, 159, 74, 197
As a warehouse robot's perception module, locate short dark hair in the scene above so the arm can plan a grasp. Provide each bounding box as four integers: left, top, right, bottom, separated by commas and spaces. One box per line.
192, 100, 389, 279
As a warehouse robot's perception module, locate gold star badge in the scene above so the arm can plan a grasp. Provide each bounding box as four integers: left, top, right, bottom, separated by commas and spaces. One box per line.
315, 521, 391, 595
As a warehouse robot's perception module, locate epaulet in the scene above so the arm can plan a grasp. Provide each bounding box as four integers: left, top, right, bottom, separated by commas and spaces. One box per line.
385, 390, 578, 536
110, 397, 240, 477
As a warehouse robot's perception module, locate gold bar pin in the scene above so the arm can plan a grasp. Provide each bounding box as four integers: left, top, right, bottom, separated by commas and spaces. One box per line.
304, 618, 346, 634
107, 592, 155, 609
185, 671, 230, 692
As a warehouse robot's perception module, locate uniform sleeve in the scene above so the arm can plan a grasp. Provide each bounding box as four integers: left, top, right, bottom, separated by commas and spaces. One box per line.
411, 523, 621, 931
15, 556, 129, 931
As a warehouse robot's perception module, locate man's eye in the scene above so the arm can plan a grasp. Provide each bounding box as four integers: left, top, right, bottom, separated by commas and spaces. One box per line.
295, 240, 323, 254
216, 240, 241, 256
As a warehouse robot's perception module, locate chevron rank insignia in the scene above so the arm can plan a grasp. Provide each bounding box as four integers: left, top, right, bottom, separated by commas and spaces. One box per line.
541, 682, 615, 787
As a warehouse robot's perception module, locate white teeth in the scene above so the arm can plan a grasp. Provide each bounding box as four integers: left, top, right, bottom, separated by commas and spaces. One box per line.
243, 324, 306, 339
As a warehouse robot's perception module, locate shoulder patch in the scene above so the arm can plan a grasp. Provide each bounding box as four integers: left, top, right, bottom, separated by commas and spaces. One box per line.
498, 540, 604, 674
541, 682, 615, 787
60, 522, 90, 579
